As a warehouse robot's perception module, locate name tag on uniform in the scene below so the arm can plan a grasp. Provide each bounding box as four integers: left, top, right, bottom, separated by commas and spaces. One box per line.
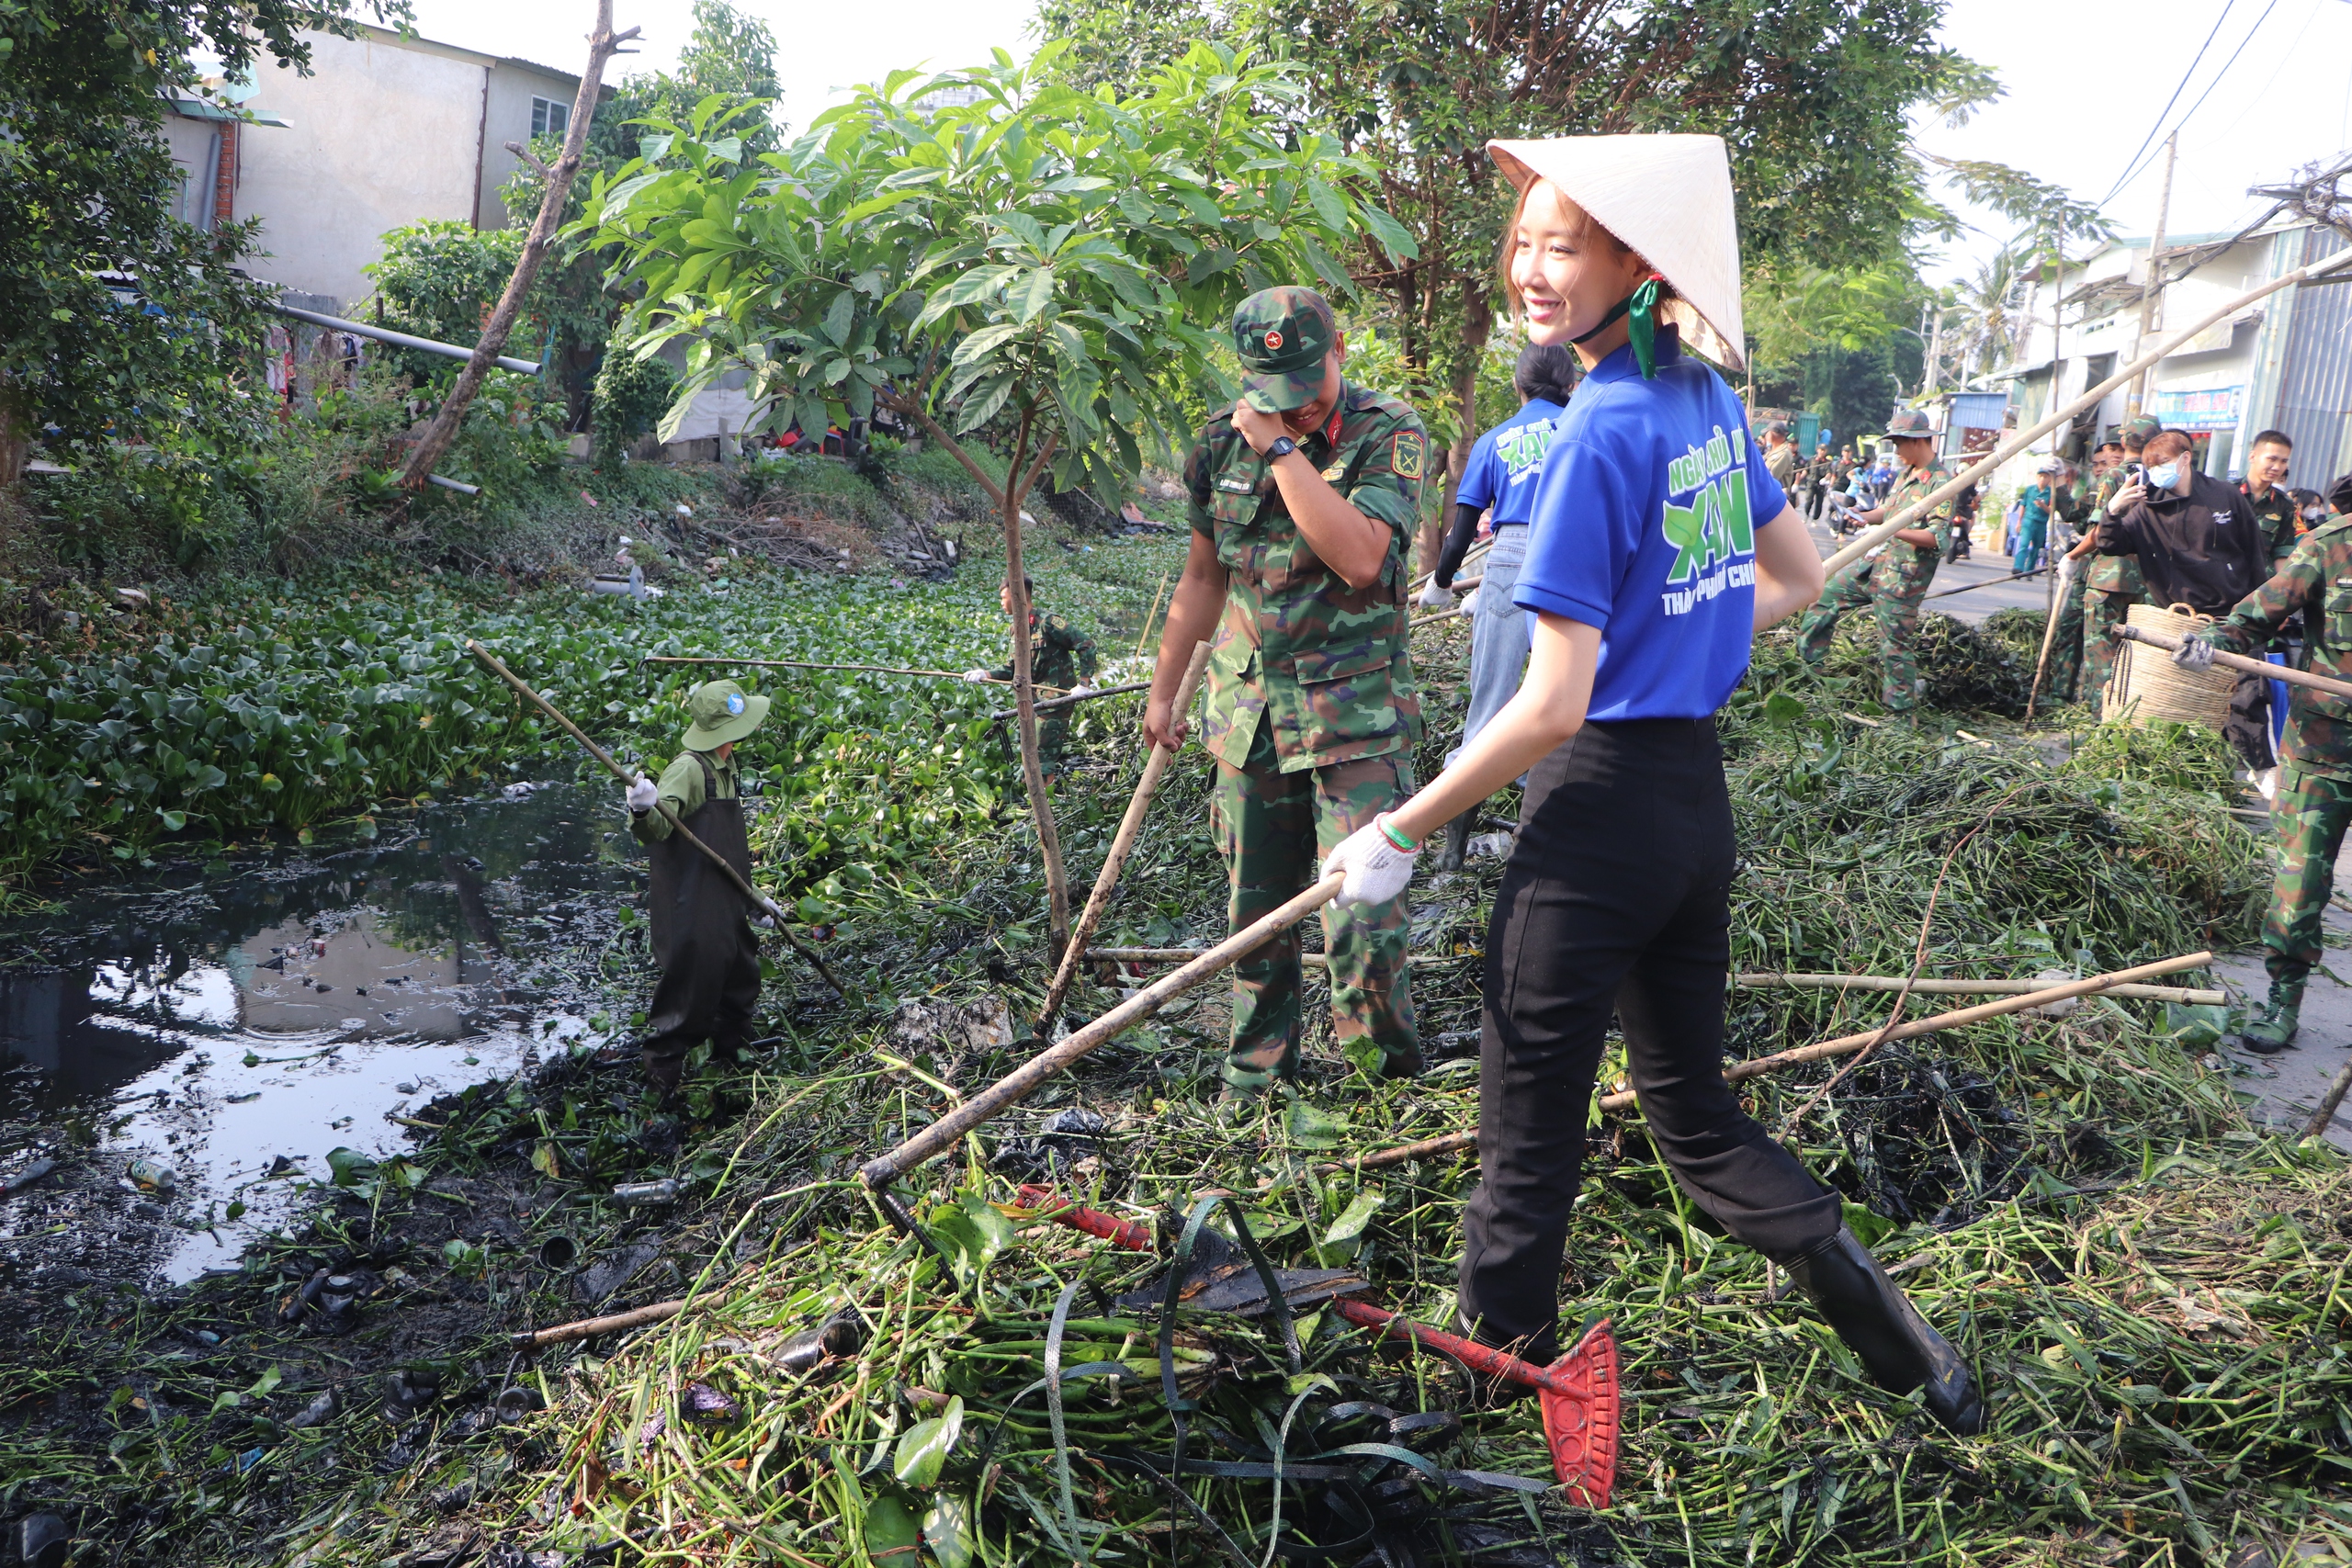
1216, 477, 1255, 493
2336, 578, 2352, 587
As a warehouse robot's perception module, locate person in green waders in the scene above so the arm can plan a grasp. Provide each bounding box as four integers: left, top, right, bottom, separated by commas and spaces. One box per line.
624, 680, 771, 1098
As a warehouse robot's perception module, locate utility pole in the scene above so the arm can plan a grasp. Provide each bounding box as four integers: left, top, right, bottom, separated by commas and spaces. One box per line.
1923, 304, 1944, 400
2130, 131, 2178, 417
2044, 212, 2065, 622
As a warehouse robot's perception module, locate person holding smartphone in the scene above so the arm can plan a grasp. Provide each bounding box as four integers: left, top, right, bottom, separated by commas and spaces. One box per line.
1317, 134, 1983, 1433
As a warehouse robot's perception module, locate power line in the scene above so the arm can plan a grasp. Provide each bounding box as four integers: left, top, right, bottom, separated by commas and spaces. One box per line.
2108, 0, 2286, 201
2099, 0, 2238, 209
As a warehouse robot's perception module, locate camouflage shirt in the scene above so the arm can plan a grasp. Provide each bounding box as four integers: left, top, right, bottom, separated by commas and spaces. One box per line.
988, 611, 1098, 694
1865, 463, 1956, 599
2085, 467, 2145, 596
1185, 380, 1425, 773
1765, 441, 1798, 490
2202, 516, 2352, 780
2242, 482, 2301, 566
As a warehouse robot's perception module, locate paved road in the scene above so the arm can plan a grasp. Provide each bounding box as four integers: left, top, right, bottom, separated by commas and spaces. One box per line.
1801, 512, 2059, 626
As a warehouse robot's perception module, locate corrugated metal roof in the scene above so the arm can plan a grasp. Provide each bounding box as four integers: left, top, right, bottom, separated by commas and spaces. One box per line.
2273, 227, 2352, 488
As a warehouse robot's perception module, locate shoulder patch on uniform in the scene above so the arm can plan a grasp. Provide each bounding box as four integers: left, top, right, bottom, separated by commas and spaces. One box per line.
1392, 431, 1424, 481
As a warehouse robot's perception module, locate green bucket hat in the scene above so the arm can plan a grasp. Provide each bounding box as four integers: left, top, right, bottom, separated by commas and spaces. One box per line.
683, 679, 769, 750
1233, 287, 1337, 413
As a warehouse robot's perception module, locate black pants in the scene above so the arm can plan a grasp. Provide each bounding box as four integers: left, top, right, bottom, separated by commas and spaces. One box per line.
1458, 717, 1841, 1357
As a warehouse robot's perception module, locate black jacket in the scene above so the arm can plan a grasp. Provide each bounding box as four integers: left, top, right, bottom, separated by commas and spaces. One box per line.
2098, 470, 2267, 616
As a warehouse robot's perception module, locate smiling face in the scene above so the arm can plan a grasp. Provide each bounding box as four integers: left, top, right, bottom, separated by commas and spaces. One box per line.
1503, 178, 1655, 355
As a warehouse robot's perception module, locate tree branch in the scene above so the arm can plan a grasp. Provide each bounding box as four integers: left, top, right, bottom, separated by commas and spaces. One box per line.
503, 140, 555, 181
396, 3, 640, 494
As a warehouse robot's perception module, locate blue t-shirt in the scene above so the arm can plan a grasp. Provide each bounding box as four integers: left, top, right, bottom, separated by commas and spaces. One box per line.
1454, 398, 1566, 526
1512, 327, 1789, 722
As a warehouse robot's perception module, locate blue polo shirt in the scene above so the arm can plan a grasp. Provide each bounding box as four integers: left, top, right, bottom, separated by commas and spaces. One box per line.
1454, 398, 1566, 526
1512, 327, 1789, 721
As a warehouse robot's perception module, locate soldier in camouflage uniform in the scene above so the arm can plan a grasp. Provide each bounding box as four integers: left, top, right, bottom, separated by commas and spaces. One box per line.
972, 575, 1098, 783
1796, 410, 1955, 718
2175, 472, 2352, 1052
1141, 286, 1424, 1093
2039, 458, 2093, 704
2241, 430, 2301, 568
2074, 417, 2160, 714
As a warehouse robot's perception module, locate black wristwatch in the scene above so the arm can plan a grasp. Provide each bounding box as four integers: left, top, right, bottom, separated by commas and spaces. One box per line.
1263, 434, 1297, 461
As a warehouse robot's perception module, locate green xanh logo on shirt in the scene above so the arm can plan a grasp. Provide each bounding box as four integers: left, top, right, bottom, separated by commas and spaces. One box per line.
1662, 466, 1756, 587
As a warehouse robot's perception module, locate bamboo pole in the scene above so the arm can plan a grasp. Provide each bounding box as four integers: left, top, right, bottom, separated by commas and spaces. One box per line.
1087, 946, 1480, 967
2112, 625, 2352, 702
466, 640, 847, 999
2305, 1058, 2352, 1141
1133, 570, 1170, 660
1734, 971, 2223, 1004
1600, 951, 2211, 1111
985, 680, 1152, 725
511, 1298, 687, 1350
1331, 953, 2215, 1171
1035, 642, 1212, 1036
640, 654, 1065, 693
1824, 240, 2352, 581
862, 873, 1346, 1187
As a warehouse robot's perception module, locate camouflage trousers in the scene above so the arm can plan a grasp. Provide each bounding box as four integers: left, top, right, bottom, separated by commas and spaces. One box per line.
2083, 592, 2138, 718
2042, 574, 2086, 705
1796, 561, 1926, 714
1213, 715, 1417, 1088
995, 711, 1073, 783
2264, 763, 2352, 979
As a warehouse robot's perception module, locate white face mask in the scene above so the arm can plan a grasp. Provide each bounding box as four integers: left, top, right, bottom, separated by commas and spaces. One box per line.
2145, 462, 2181, 492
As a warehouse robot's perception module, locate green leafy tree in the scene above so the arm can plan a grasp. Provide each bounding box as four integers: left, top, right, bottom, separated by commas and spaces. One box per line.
577, 43, 1413, 953
0, 0, 409, 490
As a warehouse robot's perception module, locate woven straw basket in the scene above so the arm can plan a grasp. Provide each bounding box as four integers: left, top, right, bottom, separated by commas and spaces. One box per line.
2104, 603, 2235, 728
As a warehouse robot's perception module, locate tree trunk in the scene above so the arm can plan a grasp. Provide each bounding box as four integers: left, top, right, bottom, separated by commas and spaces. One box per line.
397, 2, 639, 492
0, 372, 29, 491
1428, 287, 1492, 571
999, 412, 1070, 968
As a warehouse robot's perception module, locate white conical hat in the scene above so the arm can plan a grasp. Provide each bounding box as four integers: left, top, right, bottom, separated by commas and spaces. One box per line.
1486, 134, 1745, 372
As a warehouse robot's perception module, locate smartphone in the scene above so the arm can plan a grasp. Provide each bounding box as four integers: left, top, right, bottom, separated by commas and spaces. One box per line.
2125, 462, 2145, 484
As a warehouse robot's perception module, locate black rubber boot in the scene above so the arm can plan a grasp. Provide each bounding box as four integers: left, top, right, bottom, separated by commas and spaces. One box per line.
1433, 809, 1475, 874
1788, 1227, 1984, 1435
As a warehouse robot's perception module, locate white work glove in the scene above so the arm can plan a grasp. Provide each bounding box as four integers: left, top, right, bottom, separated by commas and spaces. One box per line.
962, 669, 992, 683
2056, 553, 2079, 586
1321, 816, 1419, 908
625, 775, 659, 813
2172, 637, 2217, 672
1457, 589, 1479, 617
2107, 481, 2146, 517
1068, 683, 1095, 698
1416, 581, 1455, 612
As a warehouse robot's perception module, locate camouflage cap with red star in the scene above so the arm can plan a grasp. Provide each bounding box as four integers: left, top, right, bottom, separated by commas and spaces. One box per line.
1232, 287, 1337, 412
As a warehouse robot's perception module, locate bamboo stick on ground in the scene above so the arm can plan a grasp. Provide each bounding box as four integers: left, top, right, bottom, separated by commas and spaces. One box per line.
467, 640, 847, 999
1035, 642, 1212, 1037
2305, 1057, 2352, 1142
1086, 947, 1481, 967
1735, 971, 2223, 1004
2111, 624, 2352, 702
511, 1298, 688, 1350
1330, 953, 2214, 1171
862, 874, 1346, 1187
641, 654, 1066, 693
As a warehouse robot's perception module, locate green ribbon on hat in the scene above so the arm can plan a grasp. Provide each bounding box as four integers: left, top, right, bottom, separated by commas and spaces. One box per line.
1571, 274, 1668, 379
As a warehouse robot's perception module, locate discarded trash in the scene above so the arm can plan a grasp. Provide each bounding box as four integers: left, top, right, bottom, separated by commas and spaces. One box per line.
537, 1235, 580, 1270
287, 1390, 335, 1429
574, 1239, 662, 1307
610, 1179, 678, 1207
0, 1157, 58, 1199
495, 1385, 545, 1422
18, 1513, 69, 1568
776, 1308, 865, 1374
126, 1157, 176, 1194
318, 1275, 361, 1319
684, 1382, 741, 1423
385, 1368, 440, 1417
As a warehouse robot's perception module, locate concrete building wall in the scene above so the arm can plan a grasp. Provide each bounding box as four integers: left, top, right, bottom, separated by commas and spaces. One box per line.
480, 64, 584, 227
235, 28, 489, 310
161, 116, 224, 230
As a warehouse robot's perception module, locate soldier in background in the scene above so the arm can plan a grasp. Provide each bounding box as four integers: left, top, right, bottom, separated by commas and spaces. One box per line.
966, 575, 1098, 783
1143, 286, 1425, 1096
2173, 469, 2352, 1053
2069, 416, 2159, 714
2241, 429, 2300, 566
1796, 410, 1954, 720
1762, 420, 1799, 492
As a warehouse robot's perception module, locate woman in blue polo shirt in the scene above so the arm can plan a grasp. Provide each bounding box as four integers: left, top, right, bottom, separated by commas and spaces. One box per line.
1419, 343, 1578, 870
1321, 134, 1982, 1434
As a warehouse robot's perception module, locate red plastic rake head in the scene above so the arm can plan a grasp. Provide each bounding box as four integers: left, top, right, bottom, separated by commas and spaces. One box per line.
1014, 1185, 1622, 1506
1329, 1300, 1620, 1508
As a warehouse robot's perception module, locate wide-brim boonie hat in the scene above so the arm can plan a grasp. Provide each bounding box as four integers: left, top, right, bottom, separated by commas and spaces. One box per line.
1486, 134, 1745, 371
684, 679, 770, 750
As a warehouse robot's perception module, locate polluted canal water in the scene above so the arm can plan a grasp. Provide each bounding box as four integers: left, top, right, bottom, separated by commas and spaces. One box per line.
0, 781, 639, 1287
